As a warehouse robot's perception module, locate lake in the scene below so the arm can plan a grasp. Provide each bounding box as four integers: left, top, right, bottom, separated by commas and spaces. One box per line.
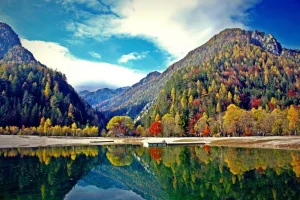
0, 145, 299, 200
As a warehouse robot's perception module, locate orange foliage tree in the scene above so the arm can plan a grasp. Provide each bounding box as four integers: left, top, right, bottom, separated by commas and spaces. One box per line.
243, 127, 252, 136
202, 125, 211, 136
149, 121, 162, 136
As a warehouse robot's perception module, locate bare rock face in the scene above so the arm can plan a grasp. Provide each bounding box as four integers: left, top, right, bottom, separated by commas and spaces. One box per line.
281, 48, 300, 57
0, 23, 21, 59
0, 23, 36, 64
251, 30, 282, 55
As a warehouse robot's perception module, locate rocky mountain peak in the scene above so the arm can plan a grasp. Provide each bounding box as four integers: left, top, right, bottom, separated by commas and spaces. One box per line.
0, 22, 36, 64
250, 30, 282, 55
132, 71, 161, 88
0, 22, 21, 59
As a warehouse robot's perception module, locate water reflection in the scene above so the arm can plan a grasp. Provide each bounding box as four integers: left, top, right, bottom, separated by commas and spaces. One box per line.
0, 145, 299, 200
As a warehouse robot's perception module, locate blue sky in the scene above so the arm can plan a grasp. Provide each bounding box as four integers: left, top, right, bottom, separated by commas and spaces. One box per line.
0, 0, 299, 91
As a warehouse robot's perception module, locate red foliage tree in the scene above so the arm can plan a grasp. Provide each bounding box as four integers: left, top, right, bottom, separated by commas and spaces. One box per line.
194, 69, 200, 74
149, 121, 162, 136
288, 89, 296, 97
192, 99, 201, 107
202, 125, 211, 136
195, 112, 201, 121
149, 147, 163, 161
268, 102, 275, 110
251, 98, 261, 108
188, 113, 201, 136
188, 118, 196, 136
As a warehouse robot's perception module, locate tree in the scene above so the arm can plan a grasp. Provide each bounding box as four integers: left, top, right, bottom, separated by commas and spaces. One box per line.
252, 108, 273, 136
149, 121, 162, 136
44, 82, 51, 100
268, 97, 277, 110
161, 114, 175, 137
237, 111, 256, 136
233, 94, 240, 106
271, 109, 289, 136
68, 104, 75, 122
174, 112, 184, 136
188, 95, 194, 105
287, 105, 299, 135
71, 123, 77, 136
227, 92, 233, 102
194, 112, 208, 135
202, 125, 211, 136
223, 104, 245, 136
106, 116, 134, 137
196, 80, 201, 96
44, 118, 52, 136
155, 114, 161, 122
136, 125, 145, 137
180, 96, 187, 110
171, 87, 176, 103
251, 98, 261, 109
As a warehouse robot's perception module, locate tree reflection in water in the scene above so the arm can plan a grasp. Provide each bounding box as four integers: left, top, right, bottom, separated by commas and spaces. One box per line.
0, 145, 299, 200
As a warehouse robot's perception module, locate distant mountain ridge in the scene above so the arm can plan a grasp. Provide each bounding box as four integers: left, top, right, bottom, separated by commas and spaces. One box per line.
79, 86, 129, 106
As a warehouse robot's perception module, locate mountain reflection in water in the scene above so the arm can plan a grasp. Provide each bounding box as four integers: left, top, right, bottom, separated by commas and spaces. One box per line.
0, 145, 299, 200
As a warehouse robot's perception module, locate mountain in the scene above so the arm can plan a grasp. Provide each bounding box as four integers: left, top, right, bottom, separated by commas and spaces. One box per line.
80, 159, 167, 199
139, 28, 300, 135
78, 90, 90, 97
0, 22, 105, 129
79, 86, 129, 107
95, 29, 300, 120
95, 71, 162, 118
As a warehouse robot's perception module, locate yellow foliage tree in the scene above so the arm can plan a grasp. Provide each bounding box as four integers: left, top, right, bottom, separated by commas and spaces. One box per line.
287, 105, 299, 135
136, 125, 145, 137
155, 114, 161, 122
44, 82, 51, 100
223, 104, 245, 136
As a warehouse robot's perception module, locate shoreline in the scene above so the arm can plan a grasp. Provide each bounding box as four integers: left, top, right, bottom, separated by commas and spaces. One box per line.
0, 135, 299, 150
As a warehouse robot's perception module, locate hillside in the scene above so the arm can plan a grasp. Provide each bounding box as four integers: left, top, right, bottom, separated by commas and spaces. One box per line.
140, 28, 300, 135
79, 86, 129, 107
0, 23, 105, 131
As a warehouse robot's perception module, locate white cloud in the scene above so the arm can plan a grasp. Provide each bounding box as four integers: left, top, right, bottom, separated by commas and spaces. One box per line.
118, 51, 148, 63
88, 51, 101, 59
62, 0, 260, 61
21, 39, 146, 90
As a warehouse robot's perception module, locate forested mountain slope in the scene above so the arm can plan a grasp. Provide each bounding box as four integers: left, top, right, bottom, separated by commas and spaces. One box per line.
0, 23, 105, 130
140, 28, 300, 136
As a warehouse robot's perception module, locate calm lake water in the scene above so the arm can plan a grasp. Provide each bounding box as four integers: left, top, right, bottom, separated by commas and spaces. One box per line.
0, 145, 299, 200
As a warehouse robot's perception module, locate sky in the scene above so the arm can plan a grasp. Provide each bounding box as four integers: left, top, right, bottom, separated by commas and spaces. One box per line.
0, 0, 299, 91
